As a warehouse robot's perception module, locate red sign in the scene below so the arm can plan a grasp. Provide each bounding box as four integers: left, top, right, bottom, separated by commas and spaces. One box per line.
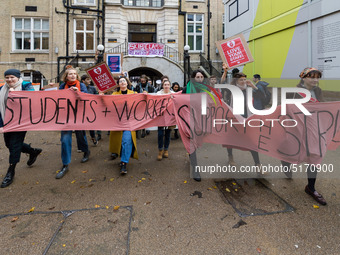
86, 62, 117, 92
216, 33, 254, 68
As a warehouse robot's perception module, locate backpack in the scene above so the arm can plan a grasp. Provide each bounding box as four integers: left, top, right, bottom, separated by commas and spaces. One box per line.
256, 81, 271, 107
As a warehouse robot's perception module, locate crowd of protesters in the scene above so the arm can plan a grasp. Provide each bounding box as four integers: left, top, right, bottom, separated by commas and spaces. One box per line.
0, 65, 330, 206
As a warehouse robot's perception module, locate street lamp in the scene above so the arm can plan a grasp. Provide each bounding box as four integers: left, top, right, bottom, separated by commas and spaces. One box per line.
183, 44, 191, 86
97, 44, 105, 64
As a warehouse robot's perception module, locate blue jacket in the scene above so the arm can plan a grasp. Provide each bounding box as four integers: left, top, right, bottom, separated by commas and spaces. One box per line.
0, 81, 34, 127
59, 82, 88, 93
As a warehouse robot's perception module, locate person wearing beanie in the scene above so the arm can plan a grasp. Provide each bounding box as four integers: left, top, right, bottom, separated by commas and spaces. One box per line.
0, 69, 42, 188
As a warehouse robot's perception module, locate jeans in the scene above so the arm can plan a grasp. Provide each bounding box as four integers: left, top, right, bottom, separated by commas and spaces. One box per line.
4, 131, 32, 164
61, 131, 88, 165
121, 131, 133, 163
158, 127, 171, 150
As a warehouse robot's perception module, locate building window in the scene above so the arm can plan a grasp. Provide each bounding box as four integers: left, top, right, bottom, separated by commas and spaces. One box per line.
128, 24, 157, 42
13, 18, 49, 51
74, 19, 95, 52
73, 0, 95, 5
222, 14, 225, 39
186, 14, 204, 52
229, 0, 249, 22
122, 0, 163, 7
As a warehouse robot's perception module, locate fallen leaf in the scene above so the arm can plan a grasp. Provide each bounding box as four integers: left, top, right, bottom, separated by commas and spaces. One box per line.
313, 205, 319, 209
113, 205, 120, 210
28, 207, 35, 213
62, 244, 66, 247
95, 205, 100, 208
105, 206, 109, 209
235, 189, 238, 192
89, 179, 94, 182
138, 180, 142, 183
257, 247, 261, 253
82, 170, 88, 173
71, 180, 76, 184
56, 170, 60, 174
11, 217, 19, 222
225, 188, 231, 192
36, 181, 39, 184
184, 181, 187, 184
145, 201, 151, 205
232, 182, 237, 186
141, 178, 146, 181
213, 186, 217, 189
207, 188, 212, 191
110, 178, 115, 182
48, 207, 55, 210
149, 178, 152, 181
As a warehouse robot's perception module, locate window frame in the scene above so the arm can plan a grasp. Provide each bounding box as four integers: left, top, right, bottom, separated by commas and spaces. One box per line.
73, 0, 96, 6
12, 17, 49, 52
74, 19, 96, 52
121, 0, 164, 8
186, 13, 204, 53
228, 0, 249, 22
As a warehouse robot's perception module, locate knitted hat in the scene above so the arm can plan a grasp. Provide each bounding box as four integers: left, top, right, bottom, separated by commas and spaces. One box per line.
4, 69, 21, 78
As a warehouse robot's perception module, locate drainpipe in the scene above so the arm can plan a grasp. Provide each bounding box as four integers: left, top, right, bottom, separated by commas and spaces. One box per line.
207, 0, 212, 74
307, 0, 312, 67
179, 0, 187, 85
66, 0, 70, 56
97, 0, 100, 46
102, 0, 105, 46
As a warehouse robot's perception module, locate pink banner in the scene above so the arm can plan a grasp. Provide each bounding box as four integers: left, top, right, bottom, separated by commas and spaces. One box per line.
3, 91, 340, 164
128, 43, 164, 56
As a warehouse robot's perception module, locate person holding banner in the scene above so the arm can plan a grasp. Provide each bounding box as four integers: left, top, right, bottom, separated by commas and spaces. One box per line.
109, 76, 138, 174
281, 67, 327, 205
225, 72, 262, 171
156, 79, 175, 160
56, 67, 91, 179
0, 69, 42, 188
182, 69, 209, 182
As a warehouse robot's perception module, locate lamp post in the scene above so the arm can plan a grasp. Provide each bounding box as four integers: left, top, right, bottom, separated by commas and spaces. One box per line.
96, 44, 104, 64
183, 44, 191, 86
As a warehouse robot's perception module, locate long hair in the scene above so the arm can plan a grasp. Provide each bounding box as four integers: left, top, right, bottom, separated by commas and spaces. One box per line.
61, 67, 80, 83
116, 76, 132, 91
190, 69, 207, 79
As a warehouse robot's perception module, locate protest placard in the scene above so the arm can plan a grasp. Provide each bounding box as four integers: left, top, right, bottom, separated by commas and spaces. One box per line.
105, 53, 123, 74
216, 33, 254, 68
86, 62, 117, 92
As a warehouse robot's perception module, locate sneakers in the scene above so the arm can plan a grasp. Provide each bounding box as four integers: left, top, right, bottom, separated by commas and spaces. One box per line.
120, 162, 127, 175
305, 185, 327, 205
27, 148, 42, 166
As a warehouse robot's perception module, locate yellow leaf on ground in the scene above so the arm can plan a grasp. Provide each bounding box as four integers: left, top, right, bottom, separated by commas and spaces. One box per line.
113, 206, 120, 210
56, 170, 60, 174
235, 189, 238, 192
95, 205, 100, 208
207, 188, 212, 191
213, 186, 217, 189
110, 178, 115, 182
313, 204, 320, 209
36, 181, 39, 184
105, 206, 109, 209
225, 188, 231, 192
184, 181, 187, 184
11, 217, 19, 222
138, 180, 142, 183
141, 178, 146, 181
71, 180, 76, 184
82, 170, 88, 173
232, 182, 237, 185
62, 244, 66, 247
28, 207, 35, 213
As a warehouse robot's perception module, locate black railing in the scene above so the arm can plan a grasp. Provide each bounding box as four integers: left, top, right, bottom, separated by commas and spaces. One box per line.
199, 52, 222, 77
106, 40, 183, 66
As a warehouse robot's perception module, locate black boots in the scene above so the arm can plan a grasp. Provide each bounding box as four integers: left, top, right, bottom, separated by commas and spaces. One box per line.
56, 165, 69, 179
1, 164, 16, 188
81, 151, 90, 163
27, 148, 42, 166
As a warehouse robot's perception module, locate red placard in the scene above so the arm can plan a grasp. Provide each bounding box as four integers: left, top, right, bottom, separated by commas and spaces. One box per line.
86, 62, 117, 92
216, 33, 254, 68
